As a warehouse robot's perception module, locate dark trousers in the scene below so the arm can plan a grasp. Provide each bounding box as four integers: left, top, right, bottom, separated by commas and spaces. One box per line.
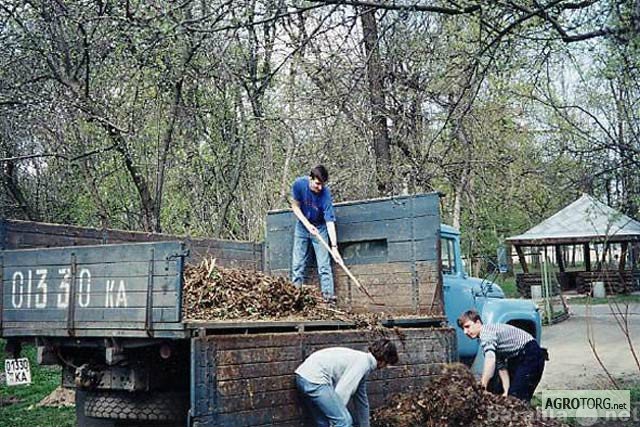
507, 340, 545, 402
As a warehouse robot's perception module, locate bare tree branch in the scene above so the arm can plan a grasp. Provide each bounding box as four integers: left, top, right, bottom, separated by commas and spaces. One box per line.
309, 0, 480, 15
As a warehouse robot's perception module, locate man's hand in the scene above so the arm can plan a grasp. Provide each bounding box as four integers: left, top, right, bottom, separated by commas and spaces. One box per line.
481, 352, 496, 390
331, 247, 343, 264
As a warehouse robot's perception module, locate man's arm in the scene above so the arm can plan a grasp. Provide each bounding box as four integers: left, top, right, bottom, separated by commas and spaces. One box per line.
352, 378, 370, 427
481, 351, 496, 389
334, 363, 369, 407
326, 221, 342, 263
498, 368, 509, 396
291, 199, 318, 235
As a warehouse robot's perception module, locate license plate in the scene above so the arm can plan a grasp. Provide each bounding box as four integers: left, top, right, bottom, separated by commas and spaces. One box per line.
4, 358, 32, 386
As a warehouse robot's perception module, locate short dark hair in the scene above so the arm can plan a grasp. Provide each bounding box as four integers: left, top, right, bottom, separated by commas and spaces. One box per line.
457, 309, 482, 329
369, 338, 399, 365
310, 165, 329, 183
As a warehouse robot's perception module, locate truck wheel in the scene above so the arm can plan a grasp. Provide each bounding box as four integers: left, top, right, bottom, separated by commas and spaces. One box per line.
84, 391, 188, 422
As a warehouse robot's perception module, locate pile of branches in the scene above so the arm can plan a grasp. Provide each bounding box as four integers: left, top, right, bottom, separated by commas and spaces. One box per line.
182, 258, 387, 331
372, 364, 567, 427
183, 259, 323, 320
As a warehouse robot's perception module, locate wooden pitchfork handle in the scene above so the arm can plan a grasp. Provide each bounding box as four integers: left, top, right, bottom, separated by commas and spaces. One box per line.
312, 231, 382, 305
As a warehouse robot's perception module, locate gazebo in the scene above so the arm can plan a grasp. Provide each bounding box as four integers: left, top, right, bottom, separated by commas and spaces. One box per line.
506, 194, 640, 297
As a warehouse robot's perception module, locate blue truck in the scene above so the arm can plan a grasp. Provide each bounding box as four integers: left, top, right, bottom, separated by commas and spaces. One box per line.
1, 192, 540, 426
439, 224, 542, 370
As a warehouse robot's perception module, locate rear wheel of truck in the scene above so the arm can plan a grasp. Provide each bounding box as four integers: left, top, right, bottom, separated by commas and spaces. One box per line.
84, 390, 188, 422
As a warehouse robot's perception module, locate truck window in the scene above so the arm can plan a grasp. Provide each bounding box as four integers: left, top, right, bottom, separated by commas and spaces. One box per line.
441, 238, 456, 275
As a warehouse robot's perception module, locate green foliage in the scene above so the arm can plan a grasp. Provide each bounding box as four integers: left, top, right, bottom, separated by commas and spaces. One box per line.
0, 1, 636, 250
0, 341, 75, 427
498, 275, 519, 298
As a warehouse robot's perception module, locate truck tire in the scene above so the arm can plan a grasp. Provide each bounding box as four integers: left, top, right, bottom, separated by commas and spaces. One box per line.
84, 391, 188, 422
76, 390, 118, 427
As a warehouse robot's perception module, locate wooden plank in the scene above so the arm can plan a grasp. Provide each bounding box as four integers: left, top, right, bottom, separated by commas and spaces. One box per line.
3, 306, 178, 322
8, 235, 102, 248
3, 241, 183, 267
187, 247, 262, 263
185, 240, 261, 253
215, 403, 304, 427
338, 216, 439, 242
266, 193, 439, 227
335, 270, 413, 285
207, 333, 303, 351
217, 346, 302, 366
387, 239, 438, 262
3, 289, 179, 309
299, 331, 371, 346
217, 389, 299, 413
3, 219, 261, 251
218, 375, 296, 397
3, 261, 179, 280
1, 324, 187, 339
218, 360, 300, 381
3, 275, 180, 310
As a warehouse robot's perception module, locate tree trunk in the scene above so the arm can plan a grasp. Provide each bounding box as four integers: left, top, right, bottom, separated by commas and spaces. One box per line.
360, 7, 392, 196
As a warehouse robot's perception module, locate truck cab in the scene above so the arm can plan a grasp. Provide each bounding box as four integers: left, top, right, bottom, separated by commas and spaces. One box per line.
440, 224, 542, 365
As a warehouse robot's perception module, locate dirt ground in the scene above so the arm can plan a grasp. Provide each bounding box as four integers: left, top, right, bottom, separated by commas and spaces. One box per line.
538, 303, 640, 426
539, 303, 640, 391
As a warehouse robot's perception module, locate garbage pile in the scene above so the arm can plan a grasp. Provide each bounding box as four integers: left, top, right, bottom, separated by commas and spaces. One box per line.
372, 364, 567, 427
182, 258, 385, 330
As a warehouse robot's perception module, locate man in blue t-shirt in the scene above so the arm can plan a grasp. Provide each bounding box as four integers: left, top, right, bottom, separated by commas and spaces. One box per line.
291, 165, 342, 301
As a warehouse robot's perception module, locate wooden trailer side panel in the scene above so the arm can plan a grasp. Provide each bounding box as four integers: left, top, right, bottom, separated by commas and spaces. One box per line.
1, 241, 187, 337
0, 219, 263, 271
190, 327, 456, 427
265, 193, 443, 316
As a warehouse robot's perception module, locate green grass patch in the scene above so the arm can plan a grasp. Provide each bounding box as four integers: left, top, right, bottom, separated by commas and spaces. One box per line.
567, 294, 640, 305
0, 340, 75, 427
496, 275, 520, 298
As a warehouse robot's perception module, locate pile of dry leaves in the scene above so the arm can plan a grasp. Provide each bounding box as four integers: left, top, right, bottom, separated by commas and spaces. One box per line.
372, 363, 567, 427
182, 258, 385, 330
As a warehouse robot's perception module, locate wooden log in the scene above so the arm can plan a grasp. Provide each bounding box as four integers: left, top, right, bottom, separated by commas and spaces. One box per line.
515, 245, 528, 274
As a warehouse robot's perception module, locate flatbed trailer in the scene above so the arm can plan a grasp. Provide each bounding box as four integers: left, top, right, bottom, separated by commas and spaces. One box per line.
1, 193, 455, 427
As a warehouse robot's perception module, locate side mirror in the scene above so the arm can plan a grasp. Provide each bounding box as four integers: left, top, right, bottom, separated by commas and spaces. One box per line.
497, 245, 509, 273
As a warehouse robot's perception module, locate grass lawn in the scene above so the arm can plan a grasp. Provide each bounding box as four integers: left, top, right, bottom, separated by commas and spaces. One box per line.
0, 340, 75, 427
567, 294, 640, 305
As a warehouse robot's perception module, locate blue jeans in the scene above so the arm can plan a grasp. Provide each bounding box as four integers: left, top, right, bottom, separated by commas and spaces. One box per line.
295, 374, 352, 427
291, 221, 334, 298
507, 340, 546, 402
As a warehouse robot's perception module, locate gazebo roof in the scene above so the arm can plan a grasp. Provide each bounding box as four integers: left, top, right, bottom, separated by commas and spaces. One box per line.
506, 194, 640, 246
